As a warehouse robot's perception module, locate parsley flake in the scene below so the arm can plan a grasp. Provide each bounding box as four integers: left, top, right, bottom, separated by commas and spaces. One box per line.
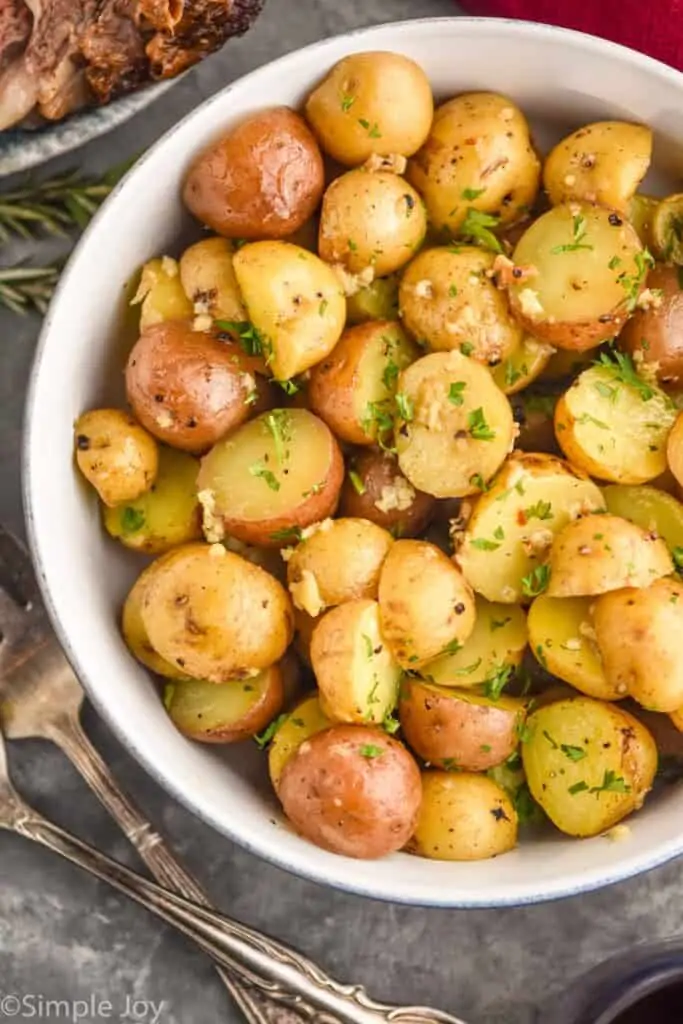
359, 744, 384, 759
254, 714, 288, 749
349, 470, 366, 496
458, 208, 503, 253
524, 500, 553, 521
468, 407, 496, 441
120, 507, 145, 534
249, 461, 280, 491
522, 565, 551, 598
448, 381, 466, 406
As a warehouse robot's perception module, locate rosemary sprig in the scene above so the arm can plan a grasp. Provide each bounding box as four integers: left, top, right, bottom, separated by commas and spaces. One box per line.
0, 265, 61, 315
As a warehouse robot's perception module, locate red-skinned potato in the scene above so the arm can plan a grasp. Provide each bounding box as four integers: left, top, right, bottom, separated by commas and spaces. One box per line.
619, 264, 683, 386
182, 107, 324, 239
339, 449, 436, 537
277, 724, 422, 858
125, 321, 273, 453
163, 665, 284, 743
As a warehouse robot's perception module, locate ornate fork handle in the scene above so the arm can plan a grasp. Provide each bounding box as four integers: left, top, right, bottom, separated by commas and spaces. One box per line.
8, 800, 467, 1024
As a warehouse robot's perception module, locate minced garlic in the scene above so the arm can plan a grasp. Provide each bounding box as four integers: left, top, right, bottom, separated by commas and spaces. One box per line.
289, 570, 326, 617
198, 488, 225, 544
374, 477, 416, 514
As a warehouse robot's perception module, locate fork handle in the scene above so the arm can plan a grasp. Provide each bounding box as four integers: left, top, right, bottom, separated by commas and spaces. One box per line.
47, 712, 284, 1024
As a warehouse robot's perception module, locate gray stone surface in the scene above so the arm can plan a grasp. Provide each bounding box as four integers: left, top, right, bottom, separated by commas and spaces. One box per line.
0, 3, 681, 1023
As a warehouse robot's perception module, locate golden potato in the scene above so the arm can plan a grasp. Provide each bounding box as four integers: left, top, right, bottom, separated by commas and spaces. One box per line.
543, 121, 652, 212
178, 237, 246, 322
378, 540, 475, 668
197, 408, 344, 547
508, 204, 646, 349
268, 694, 333, 791
292, 606, 317, 665
651, 192, 683, 264
103, 446, 201, 554
492, 335, 553, 395
594, 578, 683, 712
346, 274, 400, 324
399, 677, 525, 771
669, 414, 683, 488
286, 517, 393, 615
131, 256, 193, 330
547, 513, 673, 597
310, 599, 402, 724
398, 247, 523, 363
554, 361, 677, 483
304, 52, 434, 166
163, 665, 284, 743
74, 408, 158, 507
318, 170, 426, 278
522, 697, 657, 837
407, 92, 540, 234
408, 772, 518, 861
603, 483, 683, 552
121, 558, 189, 680
619, 265, 683, 387
338, 449, 436, 538
394, 351, 515, 499
140, 543, 294, 682
308, 320, 419, 445
456, 453, 605, 604
628, 193, 658, 249
232, 242, 346, 381
183, 107, 324, 239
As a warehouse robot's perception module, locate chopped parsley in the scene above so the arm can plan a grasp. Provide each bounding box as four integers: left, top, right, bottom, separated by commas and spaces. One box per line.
275, 378, 300, 396
120, 506, 145, 534
490, 617, 511, 632
302, 481, 325, 498
319, 299, 328, 317
269, 526, 302, 543
340, 93, 355, 112
382, 712, 401, 735
524, 500, 553, 521
673, 546, 683, 571
357, 118, 382, 138
590, 770, 630, 794
249, 461, 280, 491
265, 409, 291, 464
462, 187, 486, 201
550, 213, 593, 254
348, 470, 366, 496
469, 473, 490, 492
616, 248, 655, 312
358, 744, 384, 759
471, 536, 502, 551
441, 638, 463, 656
458, 208, 503, 253
348, 238, 358, 252
468, 407, 496, 440
543, 730, 558, 749
608, 255, 622, 270
448, 283, 459, 298
483, 663, 514, 700
254, 714, 288, 749
215, 319, 272, 362
561, 744, 587, 762
395, 392, 414, 422
595, 350, 655, 401
454, 658, 483, 676
568, 780, 589, 795
382, 358, 400, 390
521, 565, 551, 598
460, 342, 475, 357
448, 381, 466, 406
362, 634, 374, 659
594, 380, 620, 402
576, 412, 609, 429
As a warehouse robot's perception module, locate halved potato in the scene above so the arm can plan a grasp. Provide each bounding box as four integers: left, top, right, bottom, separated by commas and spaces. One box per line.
508, 204, 645, 349
619, 264, 683, 388
456, 453, 605, 603
527, 594, 619, 700
121, 558, 189, 680
492, 335, 554, 395
163, 665, 283, 743
310, 599, 402, 724
197, 409, 344, 547
628, 193, 658, 249
378, 539, 475, 668
603, 483, 683, 552
74, 408, 158, 508
395, 350, 515, 498
232, 242, 346, 381
522, 696, 657, 837
547, 513, 673, 597
420, 597, 527, 688
178, 237, 246, 321
554, 361, 677, 483
131, 256, 193, 330
651, 193, 683, 264
543, 121, 652, 212
308, 320, 419, 444
399, 677, 525, 771
268, 694, 333, 791
594, 577, 683, 712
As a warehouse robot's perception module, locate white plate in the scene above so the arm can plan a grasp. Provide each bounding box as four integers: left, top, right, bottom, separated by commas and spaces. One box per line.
23, 17, 683, 907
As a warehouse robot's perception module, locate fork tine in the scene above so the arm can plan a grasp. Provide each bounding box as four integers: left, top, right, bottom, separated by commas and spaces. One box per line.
0, 524, 42, 611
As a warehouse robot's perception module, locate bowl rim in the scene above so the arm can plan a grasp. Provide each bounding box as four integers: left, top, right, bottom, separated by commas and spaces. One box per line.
23, 15, 683, 908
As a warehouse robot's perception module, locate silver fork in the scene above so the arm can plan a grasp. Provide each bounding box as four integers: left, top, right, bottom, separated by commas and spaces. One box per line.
0, 523, 290, 1024
0, 719, 469, 1024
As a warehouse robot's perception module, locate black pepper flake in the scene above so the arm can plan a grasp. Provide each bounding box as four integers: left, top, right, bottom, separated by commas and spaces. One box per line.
187, 417, 198, 428
598, 314, 612, 323
512, 267, 523, 279
491, 807, 510, 821
76, 434, 90, 450
404, 193, 415, 211
608, 213, 623, 227
502, 192, 513, 205
154, 393, 165, 403
454, 602, 466, 614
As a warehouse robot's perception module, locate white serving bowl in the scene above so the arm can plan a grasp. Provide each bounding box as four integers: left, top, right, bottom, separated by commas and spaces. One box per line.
24, 17, 683, 907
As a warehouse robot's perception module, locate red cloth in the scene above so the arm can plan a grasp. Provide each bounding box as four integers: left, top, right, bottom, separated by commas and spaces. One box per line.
462, 0, 683, 70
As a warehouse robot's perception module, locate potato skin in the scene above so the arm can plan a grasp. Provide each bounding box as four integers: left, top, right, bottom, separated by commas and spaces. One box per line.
408, 772, 517, 861
75, 408, 158, 507
183, 107, 324, 239
163, 665, 284, 743
125, 321, 271, 453
277, 724, 422, 858
132, 256, 193, 331
620, 264, 683, 386
399, 678, 524, 771
178, 237, 247, 322
339, 449, 436, 537
268, 694, 333, 791
121, 557, 189, 680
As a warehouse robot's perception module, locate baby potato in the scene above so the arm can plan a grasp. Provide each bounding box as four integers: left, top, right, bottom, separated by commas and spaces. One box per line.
318, 170, 426, 278
304, 51, 433, 166
346, 274, 400, 325
543, 121, 652, 212
125, 321, 270, 453
141, 543, 294, 682
669, 414, 683, 488
178, 237, 246, 322
603, 483, 683, 551
121, 558, 189, 679
197, 408, 344, 547
594, 578, 683, 712
103, 446, 201, 554
492, 335, 553, 395
620, 264, 683, 387
508, 204, 645, 349
456, 452, 605, 604
268, 694, 333, 791
308, 320, 419, 445
395, 351, 515, 498
409, 772, 517, 861
339, 449, 436, 538
528, 594, 620, 700
310, 599, 402, 724
651, 193, 683, 264
183, 107, 324, 239
407, 92, 540, 234
163, 665, 283, 744
131, 256, 193, 330
398, 247, 523, 364
522, 697, 657, 837
547, 513, 673, 598
554, 362, 677, 483
286, 518, 393, 615
421, 597, 528, 688
232, 242, 346, 381
278, 724, 422, 859
74, 408, 158, 507
399, 677, 525, 771
378, 540, 475, 668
